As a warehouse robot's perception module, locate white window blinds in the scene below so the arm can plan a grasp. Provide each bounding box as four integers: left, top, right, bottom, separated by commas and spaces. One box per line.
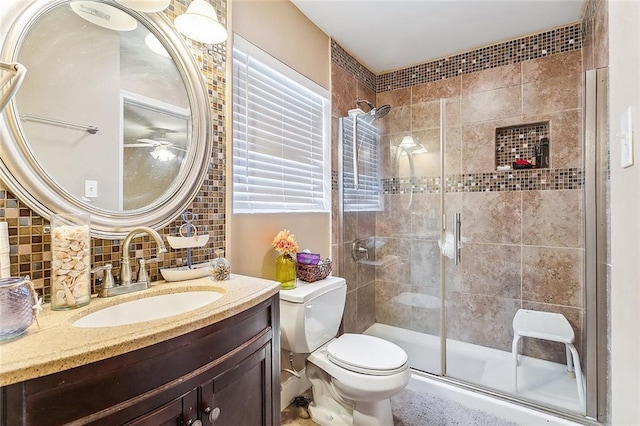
232, 41, 330, 213
341, 116, 382, 212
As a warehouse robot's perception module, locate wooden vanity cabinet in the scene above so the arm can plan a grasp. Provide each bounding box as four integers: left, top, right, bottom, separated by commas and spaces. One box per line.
1, 295, 280, 426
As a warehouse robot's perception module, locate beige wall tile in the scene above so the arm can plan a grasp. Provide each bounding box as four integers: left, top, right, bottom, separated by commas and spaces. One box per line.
377, 87, 411, 108
412, 76, 461, 104
411, 99, 442, 130
593, 0, 609, 69
377, 194, 412, 236
331, 63, 357, 118
461, 63, 521, 94
410, 239, 441, 288
522, 74, 582, 115
356, 282, 376, 332
462, 191, 523, 244
448, 243, 522, 299
522, 190, 583, 248
343, 289, 358, 333
410, 193, 442, 240
462, 86, 522, 124
522, 246, 584, 307
522, 50, 582, 83
445, 292, 522, 351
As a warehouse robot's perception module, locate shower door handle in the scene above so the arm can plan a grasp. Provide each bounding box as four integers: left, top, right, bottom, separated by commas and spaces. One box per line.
454, 213, 461, 265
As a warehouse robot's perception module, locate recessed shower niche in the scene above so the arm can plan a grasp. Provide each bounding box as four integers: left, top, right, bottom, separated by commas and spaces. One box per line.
495, 122, 550, 170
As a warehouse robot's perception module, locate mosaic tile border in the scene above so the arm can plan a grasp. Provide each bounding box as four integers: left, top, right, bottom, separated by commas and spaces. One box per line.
377, 23, 582, 92
331, 40, 377, 93
382, 167, 584, 194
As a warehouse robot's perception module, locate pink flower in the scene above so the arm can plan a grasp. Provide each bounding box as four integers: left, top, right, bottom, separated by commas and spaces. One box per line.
272, 229, 299, 255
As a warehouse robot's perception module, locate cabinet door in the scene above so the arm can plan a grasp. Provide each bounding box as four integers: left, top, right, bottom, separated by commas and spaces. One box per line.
200, 343, 272, 426
125, 388, 198, 426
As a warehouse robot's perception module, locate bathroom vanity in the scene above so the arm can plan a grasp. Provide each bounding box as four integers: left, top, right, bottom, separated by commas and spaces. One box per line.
0, 275, 280, 425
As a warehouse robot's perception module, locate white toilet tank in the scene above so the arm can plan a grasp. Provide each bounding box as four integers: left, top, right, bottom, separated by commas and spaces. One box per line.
279, 276, 346, 353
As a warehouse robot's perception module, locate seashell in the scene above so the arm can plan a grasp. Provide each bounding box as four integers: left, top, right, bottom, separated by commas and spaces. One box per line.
56, 268, 70, 275
74, 261, 86, 270
55, 251, 71, 260
55, 290, 66, 303
69, 241, 82, 251
68, 270, 81, 278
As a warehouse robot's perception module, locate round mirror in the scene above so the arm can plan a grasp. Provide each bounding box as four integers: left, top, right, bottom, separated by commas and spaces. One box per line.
0, 0, 212, 238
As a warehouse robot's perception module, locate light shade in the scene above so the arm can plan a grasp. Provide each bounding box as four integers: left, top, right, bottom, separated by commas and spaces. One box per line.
145, 33, 170, 57
174, 0, 228, 44
150, 145, 176, 161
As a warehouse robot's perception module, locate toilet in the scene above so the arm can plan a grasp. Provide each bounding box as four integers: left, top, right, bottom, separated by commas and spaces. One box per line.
280, 276, 410, 426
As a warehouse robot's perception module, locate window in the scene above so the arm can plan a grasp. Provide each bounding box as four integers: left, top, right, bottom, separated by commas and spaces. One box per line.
232, 37, 330, 213
341, 116, 382, 212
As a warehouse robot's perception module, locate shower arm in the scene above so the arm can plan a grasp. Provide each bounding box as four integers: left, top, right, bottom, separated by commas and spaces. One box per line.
0, 62, 26, 113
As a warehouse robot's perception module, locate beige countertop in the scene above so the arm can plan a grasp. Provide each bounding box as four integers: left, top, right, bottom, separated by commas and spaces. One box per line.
0, 274, 280, 387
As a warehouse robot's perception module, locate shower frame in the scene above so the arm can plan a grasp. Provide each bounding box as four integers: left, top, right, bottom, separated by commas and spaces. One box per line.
337, 70, 609, 421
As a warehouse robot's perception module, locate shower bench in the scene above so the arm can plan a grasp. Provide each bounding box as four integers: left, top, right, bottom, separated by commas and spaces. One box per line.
511, 309, 585, 410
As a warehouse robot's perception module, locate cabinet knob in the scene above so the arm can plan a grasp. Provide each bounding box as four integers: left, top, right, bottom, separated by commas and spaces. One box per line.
203, 406, 220, 422
186, 420, 202, 426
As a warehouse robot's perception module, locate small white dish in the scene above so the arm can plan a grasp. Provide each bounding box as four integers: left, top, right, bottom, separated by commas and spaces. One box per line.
166, 234, 209, 249
160, 262, 210, 282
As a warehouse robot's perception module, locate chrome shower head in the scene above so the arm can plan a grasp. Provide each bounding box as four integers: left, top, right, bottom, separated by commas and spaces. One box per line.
374, 104, 391, 119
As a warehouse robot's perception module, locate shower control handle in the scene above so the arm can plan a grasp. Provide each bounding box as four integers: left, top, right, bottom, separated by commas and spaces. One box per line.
351, 239, 369, 261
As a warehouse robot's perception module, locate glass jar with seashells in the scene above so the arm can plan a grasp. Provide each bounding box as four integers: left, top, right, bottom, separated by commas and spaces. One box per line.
50, 213, 91, 310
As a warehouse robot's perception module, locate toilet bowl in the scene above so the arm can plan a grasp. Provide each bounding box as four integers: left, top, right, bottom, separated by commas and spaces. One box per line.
279, 277, 410, 426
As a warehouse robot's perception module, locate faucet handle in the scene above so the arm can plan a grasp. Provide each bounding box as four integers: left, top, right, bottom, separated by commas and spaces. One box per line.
91, 263, 115, 297
137, 258, 160, 285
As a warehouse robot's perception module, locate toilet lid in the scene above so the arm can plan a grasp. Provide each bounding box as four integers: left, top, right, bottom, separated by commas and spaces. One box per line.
326, 334, 408, 376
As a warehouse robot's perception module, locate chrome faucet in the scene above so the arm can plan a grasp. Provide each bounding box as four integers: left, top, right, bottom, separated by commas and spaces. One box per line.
120, 226, 168, 287
91, 227, 167, 297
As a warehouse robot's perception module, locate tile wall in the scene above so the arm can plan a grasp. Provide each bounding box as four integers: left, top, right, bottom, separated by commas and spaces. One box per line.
0, 0, 227, 301
333, 23, 585, 363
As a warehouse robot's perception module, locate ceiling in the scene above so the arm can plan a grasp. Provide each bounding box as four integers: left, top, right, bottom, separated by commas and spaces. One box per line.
290, 0, 587, 74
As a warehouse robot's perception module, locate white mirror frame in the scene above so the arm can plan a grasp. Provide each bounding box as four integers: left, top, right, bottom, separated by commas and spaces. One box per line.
0, 0, 212, 239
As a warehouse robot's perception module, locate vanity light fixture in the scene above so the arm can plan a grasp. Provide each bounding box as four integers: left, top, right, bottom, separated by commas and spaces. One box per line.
174, 0, 228, 44
150, 145, 176, 161
145, 33, 170, 57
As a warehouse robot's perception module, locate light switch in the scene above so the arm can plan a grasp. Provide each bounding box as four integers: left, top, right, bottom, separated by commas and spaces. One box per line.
84, 180, 98, 198
620, 107, 634, 168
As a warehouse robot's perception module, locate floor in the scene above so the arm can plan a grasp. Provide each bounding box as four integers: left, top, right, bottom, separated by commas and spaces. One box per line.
280, 386, 521, 426
280, 377, 581, 426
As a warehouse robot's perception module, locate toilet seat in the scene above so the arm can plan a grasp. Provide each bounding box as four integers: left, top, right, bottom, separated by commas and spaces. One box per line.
326, 334, 408, 376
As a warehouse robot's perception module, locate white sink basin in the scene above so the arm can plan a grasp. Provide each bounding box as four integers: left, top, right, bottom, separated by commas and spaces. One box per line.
72, 291, 223, 328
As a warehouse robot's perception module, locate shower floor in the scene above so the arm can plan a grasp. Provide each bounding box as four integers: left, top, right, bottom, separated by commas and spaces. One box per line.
364, 323, 585, 416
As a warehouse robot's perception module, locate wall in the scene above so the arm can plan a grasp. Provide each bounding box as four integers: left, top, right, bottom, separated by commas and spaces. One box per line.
228, 0, 331, 280
608, 0, 640, 424
0, 0, 227, 300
